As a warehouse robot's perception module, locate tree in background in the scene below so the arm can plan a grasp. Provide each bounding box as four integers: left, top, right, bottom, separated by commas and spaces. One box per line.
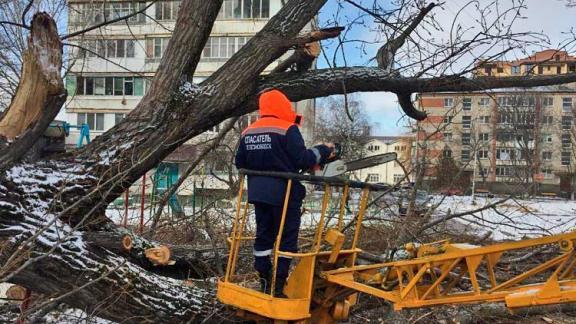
315, 95, 371, 161
2, 0, 576, 322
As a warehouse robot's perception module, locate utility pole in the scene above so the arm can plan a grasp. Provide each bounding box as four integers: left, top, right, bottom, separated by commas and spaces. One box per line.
471, 121, 479, 204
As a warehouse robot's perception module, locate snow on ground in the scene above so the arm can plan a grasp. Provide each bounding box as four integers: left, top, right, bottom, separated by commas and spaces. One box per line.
42, 308, 113, 324
430, 195, 576, 240
105, 192, 576, 242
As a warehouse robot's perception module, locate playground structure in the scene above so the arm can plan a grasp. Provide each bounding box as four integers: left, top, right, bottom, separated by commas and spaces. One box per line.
218, 169, 576, 323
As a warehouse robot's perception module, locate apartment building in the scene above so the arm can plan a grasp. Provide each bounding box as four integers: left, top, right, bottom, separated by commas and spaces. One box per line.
64, 0, 316, 144
354, 135, 415, 185
475, 49, 576, 77
64, 1, 317, 200
417, 50, 576, 195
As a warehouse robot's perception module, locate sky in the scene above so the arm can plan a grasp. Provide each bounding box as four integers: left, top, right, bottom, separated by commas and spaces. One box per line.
316, 0, 576, 136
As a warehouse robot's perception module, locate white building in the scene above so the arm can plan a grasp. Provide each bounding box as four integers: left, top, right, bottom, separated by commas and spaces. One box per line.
354, 136, 415, 185
64, 1, 317, 200
64, 0, 315, 145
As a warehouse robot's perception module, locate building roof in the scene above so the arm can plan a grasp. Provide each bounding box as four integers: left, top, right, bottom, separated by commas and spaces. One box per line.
367, 135, 414, 144
477, 49, 576, 67
512, 49, 576, 65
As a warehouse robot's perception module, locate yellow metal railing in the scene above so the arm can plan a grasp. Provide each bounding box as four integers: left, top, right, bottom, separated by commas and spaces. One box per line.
223, 169, 390, 298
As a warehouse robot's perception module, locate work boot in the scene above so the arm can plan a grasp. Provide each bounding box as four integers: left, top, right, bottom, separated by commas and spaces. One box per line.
258, 272, 271, 294
273, 277, 288, 298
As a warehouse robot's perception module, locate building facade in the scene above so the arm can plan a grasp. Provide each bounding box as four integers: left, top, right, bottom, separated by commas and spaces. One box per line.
64, 0, 316, 144
417, 50, 576, 195
354, 135, 415, 185
64, 1, 317, 201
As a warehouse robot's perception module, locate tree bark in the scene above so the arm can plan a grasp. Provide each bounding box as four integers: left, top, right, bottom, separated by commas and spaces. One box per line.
3, 0, 576, 322
0, 13, 65, 170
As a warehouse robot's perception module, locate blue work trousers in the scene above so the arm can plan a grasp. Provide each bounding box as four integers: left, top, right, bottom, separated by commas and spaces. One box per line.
253, 203, 301, 280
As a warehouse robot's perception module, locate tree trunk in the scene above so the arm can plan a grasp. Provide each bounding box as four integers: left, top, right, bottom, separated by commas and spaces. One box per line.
3, 1, 576, 322
0, 13, 65, 170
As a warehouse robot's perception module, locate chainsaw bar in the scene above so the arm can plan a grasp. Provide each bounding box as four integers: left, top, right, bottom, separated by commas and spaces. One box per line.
315, 152, 397, 177
345, 152, 397, 172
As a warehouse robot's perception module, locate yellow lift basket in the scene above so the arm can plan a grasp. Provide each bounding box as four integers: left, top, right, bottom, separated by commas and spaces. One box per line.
217, 169, 576, 323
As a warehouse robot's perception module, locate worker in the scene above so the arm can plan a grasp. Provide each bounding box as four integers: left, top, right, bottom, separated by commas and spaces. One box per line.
235, 89, 334, 297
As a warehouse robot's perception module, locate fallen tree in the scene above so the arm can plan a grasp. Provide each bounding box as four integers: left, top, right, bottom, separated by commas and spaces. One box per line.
1, 0, 576, 322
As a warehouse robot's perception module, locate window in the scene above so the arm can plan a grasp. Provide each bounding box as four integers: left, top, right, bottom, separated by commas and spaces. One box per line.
85, 39, 135, 58
202, 36, 249, 59
443, 132, 452, 141
562, 151, 571, 166
538, 66, 544, 74
115, 113, 126, 125
442, 149, 452, 158
461, 133, 471, 145
443, 98, 454, 108
542, 151, 552, 161
495, 166, 513, 177
496, 132, 512, 142
557, 66, 562, 74
443, 116, 453, 124
462, 116, 471, 129
543, 97, 553, 107
562, 133, 571, 148
562, 116, 572, 130
497, 67, 504, 73
542, 168, 553, 178
563, 97, 573, 112
367, 144, 380, 152
393, 174, 404, 183
71, 2, 147, 25
75, 76, 144, 96
542, 115, 553, 125
511, 66, 520, 74
462, 97, 472, 110
77, 113, 105, 131
104, 2, 146, 23
479, 133, 489, 142
155, 1, 180, 20
146, 38, 170, 59
461, 150, 470, 161
496, 148, 514, 161
525, 64, 534, 74
480, 116, 490, 124
479, 97, 490, 106
367, 174, 379, 182
498, 113, 512, 124
478, 150, 489, 159
480, 167, 490, 176
218, 0, 270, 19
541, 134, 553, 144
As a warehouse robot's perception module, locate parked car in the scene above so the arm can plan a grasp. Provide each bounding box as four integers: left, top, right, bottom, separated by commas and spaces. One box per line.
474, 189, 495, 198
398, 190, 432, 216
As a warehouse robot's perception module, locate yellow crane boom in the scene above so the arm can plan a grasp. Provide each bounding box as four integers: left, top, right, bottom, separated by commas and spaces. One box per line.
217, 170, 576, 323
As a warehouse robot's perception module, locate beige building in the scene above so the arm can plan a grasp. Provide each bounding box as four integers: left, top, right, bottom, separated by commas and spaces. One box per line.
474, 49, 576, 77
417, 50, 576, 195
354, 135, 415, 185
64, 1, 317, 199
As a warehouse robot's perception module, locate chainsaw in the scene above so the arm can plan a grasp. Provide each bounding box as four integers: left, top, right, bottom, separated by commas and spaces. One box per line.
314, 143, 397, 177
